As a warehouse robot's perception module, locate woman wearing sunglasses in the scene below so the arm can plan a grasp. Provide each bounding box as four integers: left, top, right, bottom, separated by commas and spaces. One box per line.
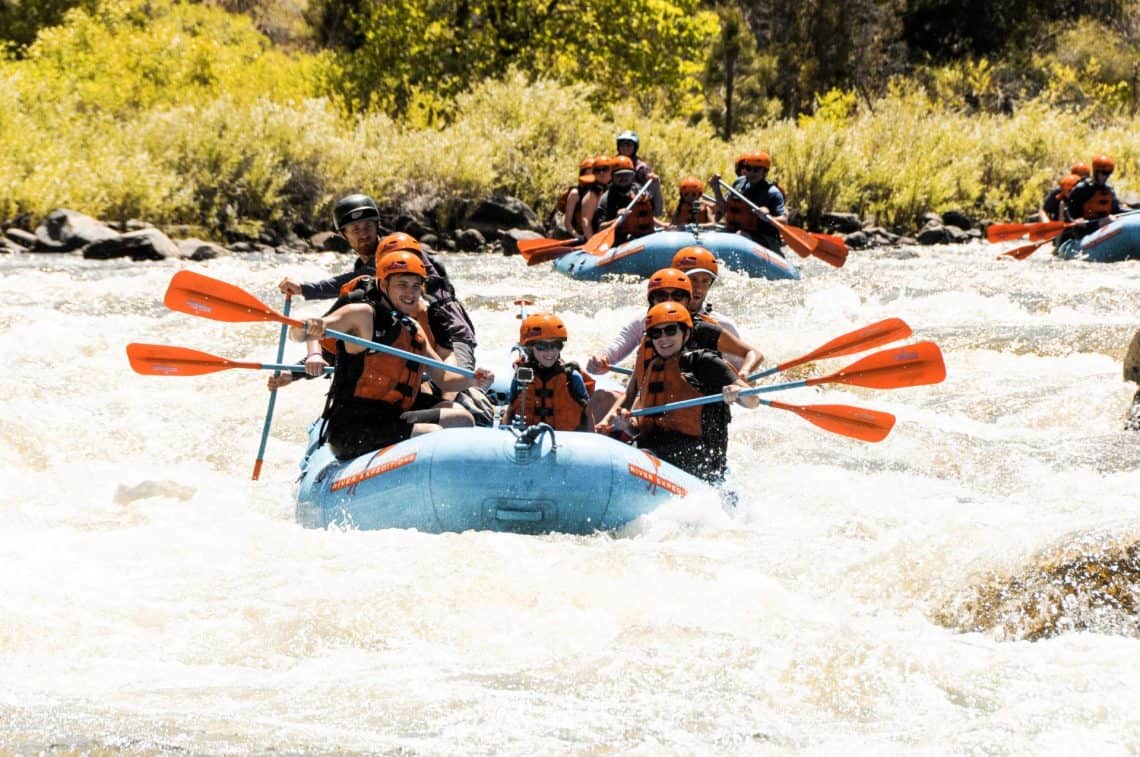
505, 313, 595, 432
605, 302, 758, 483
577, 155, 614, 239
587, 268, 763, 382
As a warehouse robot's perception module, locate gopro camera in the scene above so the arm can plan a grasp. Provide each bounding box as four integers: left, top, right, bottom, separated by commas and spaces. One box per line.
515, 365, 534, 385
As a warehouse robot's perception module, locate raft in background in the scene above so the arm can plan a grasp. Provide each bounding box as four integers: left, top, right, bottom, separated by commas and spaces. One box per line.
552, 229, 801, 281
295, 423, 717, 534
1058, 213, 1140, 262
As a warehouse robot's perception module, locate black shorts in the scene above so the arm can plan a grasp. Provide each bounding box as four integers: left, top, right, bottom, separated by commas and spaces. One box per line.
327, 411, 415, 461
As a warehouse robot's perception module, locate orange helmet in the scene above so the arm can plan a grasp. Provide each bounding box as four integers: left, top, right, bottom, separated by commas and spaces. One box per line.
1059, 174, 1081, 196
678, 176, 704, 195
1092, 154, 1115, 174
1070, 161, 1091, 178
519, 313, 568, 345
376, 251, 426, 280
733, 153, 750, 175
646, 268, 692, 302
644, 302, 693, 331
743, 150, 771, 169
377, 232, 423, 258
593, 154, 614, 170
671, 246, 718, 277
612, 155, 635, 174
579, 157, 595, 173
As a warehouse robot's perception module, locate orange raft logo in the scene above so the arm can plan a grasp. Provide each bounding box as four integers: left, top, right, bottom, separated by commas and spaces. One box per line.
331, 451, 417, 493
627, 452, 688, 496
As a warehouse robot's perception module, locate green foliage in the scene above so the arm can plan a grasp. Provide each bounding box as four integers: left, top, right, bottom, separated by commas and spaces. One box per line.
314, 0, 717, 123
5, 0, 1140, 239
0, 0, 97, 52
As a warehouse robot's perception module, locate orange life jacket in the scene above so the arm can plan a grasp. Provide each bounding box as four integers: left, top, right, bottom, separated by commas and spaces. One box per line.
619, 192, 656, 239
508, 362, 589, 431
349, 315, 427, 410
724, 196, 762, 234
636, 354, 706, 438
672, 200, 712, 226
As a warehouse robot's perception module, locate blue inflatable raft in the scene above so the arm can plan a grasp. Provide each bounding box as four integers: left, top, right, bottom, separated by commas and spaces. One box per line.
1057, 213, 1140, 262
295, 423, 716, 534
552, 228, 801, 281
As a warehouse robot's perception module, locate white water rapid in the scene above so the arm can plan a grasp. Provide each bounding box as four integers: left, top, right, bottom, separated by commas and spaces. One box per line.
2, 242, 1139, 753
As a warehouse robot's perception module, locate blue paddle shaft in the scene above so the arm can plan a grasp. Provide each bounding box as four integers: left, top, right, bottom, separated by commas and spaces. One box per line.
323, 327, 476, 379
253, 296, 292, 479
631, 378, 810, 417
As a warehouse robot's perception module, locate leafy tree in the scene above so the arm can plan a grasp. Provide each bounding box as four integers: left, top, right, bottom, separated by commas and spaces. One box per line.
0, 0, 96, 53
313, 0, 717, 122
701, 3, 779, 139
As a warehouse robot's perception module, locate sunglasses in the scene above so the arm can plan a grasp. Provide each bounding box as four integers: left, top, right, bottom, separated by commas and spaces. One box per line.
680, 192, 701, 200
743, 164, 767, 171
594, 167, 611, 173
649, 289, 690, 304
647, 324, 683, 339
530, 340, 564, 351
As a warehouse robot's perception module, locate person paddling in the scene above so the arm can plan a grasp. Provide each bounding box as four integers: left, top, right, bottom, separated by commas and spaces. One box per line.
588, 268, 763, 422
615, 129, 663, 216
670, 246, 742, 338
604, 302, 758, 483
278, 193, 477, 367
1057, 154, 1129, 254
506, 313, 595, 432
1038, 174, 1081, 223
711, 150, 787, 253
291, 251, 493, 461
593, 156, 662, 244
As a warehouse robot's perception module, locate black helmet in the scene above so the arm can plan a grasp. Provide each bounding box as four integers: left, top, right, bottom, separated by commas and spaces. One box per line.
333, 193, 380, 231
616, 130, 639, 150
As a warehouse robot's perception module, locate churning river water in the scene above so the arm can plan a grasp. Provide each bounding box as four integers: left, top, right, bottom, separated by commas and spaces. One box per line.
2, 240, 1139, 754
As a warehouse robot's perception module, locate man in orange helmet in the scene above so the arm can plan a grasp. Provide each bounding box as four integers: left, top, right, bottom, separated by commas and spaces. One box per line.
593, 156, 662, 243
1038, 174, 1081, 222
711, 150, 788, 253
1066, 155, 1125, 221
277, 195, 475, 368
292, 251, 493, 460
1057, 154, 1129, 253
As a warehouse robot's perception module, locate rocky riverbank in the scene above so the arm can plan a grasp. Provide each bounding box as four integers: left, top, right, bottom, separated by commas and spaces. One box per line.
0, 194, 995, 261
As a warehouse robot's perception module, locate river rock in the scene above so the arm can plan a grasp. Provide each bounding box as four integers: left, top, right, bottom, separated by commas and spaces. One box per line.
83, 228, 181, 260
501, 228, 545, 256
455, 228, 486, 252
34, 208, 119, 252
821, 211, 863, 233
176, 238, 226, 261
5, 228, 36, 249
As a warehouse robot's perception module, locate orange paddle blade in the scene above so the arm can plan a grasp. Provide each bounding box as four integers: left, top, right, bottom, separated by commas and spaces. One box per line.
810, 233, 848, 268
986, 220, 1068, 243
127, 343, 259, 376
582, 224, 617, 255
524, 245, 578, 266
999, 238, 1051, 261
517, 236, 583, 263
1027, 224, 1069, 242
164, 271, 300, 326
784, 318, 913, 370
765, 400, 895, 442
810, 341, 946, 390
771, 218, 819, 257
